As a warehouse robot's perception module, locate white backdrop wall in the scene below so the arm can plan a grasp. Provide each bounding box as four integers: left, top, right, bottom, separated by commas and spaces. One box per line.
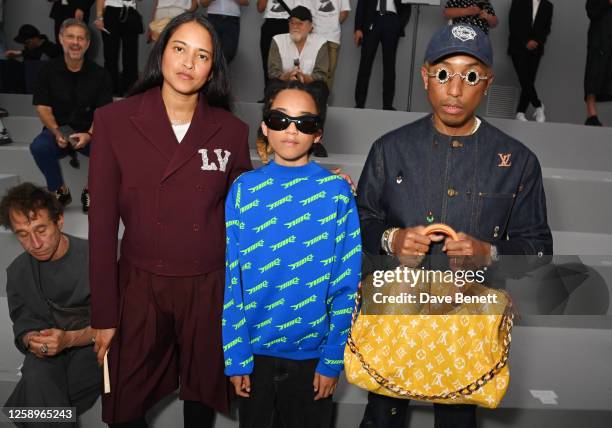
3, 0, 612, 126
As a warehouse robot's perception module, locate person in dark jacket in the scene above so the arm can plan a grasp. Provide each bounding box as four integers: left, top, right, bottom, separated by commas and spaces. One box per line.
1, 24, 62, 94
356, 24, 552, 428
94, 0, 144, 96
48, 0, 95, 43
508, 0, 553, 123
353, 0, 411, 110
1, 183, 101, 427
584, 0, 612, 126
5, 24, 62, 60
88, 13, 252, 428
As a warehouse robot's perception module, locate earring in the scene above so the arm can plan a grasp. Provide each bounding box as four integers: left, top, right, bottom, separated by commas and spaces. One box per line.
484, 90, 488, 95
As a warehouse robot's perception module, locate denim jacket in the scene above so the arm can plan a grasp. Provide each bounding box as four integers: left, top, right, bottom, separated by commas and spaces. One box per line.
357, 115, 553, 258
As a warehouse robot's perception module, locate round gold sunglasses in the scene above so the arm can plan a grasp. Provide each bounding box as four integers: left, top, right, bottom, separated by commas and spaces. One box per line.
427, 67, 489, 86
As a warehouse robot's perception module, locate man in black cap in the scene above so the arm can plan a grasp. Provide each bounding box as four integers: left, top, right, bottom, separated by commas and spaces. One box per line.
0, 24, 61, 94
5, 24, 61, 61
268, 6, 329, 86
356, 24, 552, 427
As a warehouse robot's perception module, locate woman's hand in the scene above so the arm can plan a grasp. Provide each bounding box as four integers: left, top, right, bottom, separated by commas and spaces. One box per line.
92, 328, 116, 366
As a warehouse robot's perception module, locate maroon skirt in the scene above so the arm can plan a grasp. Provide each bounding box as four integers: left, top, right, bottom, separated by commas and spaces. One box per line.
102, 259, 230, 423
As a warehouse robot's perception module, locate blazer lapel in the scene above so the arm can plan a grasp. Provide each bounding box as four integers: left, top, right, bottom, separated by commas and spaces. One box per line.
129, 87, 179, 161
161, 95, 221, 182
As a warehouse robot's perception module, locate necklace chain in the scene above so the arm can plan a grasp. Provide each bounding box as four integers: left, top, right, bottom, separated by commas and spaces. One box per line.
170, 118, 191, 125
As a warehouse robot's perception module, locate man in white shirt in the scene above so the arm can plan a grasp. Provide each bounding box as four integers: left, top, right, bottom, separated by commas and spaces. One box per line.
201, 0, 248, 64
311, 0, 350, 91
149, 0, 197, 41
156, 0, 197, 18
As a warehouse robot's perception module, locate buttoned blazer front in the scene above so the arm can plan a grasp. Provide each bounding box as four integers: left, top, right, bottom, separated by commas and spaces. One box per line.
354, 0, 412, 36
88, 87, 252, 328
508, 0, 553, 56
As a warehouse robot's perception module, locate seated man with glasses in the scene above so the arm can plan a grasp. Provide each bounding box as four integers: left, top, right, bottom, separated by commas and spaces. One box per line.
356, 24, 552, 428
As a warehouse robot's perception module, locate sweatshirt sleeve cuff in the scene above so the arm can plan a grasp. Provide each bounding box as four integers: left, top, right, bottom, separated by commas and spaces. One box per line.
224, 353, 254, 377
316, 359, 342, 378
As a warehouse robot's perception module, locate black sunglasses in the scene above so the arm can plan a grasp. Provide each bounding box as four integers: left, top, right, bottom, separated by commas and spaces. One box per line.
264, 110, 322, 134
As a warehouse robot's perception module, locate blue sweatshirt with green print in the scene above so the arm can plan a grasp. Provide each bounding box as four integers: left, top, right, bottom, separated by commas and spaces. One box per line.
222, 161, 361, 378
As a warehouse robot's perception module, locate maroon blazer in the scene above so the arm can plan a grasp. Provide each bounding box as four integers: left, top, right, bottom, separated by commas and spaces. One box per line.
88, 87, 252, 328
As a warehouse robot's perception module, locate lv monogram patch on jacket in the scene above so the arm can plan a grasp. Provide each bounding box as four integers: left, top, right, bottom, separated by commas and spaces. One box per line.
497, 153, 512, 168
199, 149, 232, 172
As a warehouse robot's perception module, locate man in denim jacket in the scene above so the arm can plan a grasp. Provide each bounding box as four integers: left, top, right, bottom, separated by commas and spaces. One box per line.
356, 24, 552, 428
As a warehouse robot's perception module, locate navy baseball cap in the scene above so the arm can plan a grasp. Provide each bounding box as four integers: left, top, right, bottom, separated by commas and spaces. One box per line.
425, 24, 493, 67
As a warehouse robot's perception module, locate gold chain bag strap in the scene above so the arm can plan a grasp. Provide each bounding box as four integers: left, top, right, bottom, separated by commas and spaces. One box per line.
344, 224, 514, 408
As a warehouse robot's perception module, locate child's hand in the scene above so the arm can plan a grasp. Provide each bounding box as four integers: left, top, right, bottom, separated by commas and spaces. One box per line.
230, 375, 251, 397
313, 372, 337, 400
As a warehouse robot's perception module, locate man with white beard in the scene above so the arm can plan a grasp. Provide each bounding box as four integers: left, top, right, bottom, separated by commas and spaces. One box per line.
267, 5, 329, 85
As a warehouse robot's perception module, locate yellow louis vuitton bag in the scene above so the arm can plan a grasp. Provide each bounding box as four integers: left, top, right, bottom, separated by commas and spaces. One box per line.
344, 224, 514, 408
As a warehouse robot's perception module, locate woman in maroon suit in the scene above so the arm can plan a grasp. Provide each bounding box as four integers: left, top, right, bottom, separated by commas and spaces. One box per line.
88, 13, 252, 428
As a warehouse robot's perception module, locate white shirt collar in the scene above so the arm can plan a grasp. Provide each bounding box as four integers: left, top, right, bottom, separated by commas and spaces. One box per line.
532, 0, 541, 22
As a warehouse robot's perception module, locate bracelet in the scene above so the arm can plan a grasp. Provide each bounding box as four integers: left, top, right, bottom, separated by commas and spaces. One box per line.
388, 228, 399, 254
95, 16, 104, 21
381, 227, 399, 255
490, 244, 499, 263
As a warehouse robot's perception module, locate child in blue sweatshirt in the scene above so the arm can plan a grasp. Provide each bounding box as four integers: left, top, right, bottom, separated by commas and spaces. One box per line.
222, 80, 361, 428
